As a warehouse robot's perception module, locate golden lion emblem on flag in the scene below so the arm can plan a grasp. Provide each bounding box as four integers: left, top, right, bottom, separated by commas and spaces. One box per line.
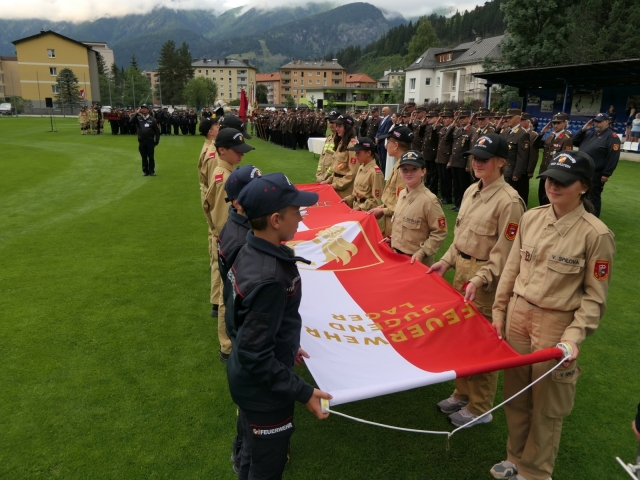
311, 225, 358, 265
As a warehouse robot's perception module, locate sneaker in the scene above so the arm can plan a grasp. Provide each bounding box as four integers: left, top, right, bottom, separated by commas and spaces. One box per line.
211, 304, 219, 317
449, 407, 493, 427
149, 172, 156, 176
219, 350, 229, 363
490, 460, 518, 479
437, 395, 468, 413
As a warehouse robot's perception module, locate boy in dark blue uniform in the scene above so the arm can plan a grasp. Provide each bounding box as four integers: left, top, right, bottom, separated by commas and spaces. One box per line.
217, 164, 262, 474
227, 173, 332, 479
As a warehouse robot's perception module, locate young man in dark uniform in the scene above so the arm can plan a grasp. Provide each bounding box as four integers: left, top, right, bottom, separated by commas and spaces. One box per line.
500, 108, 531, 206
533, 112, 573, 206
227, 173, 331, 479
130, 104, 160, 176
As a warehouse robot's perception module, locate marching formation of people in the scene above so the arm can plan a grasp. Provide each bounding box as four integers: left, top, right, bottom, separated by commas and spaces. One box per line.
251, 109, 328, 149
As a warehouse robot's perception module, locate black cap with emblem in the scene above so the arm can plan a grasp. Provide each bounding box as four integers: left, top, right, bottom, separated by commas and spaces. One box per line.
397, 150, 425, 168
380, 126, 414, 143
463, 133, 509, 160
347, 137, 377, 152
537, 151, 595, 185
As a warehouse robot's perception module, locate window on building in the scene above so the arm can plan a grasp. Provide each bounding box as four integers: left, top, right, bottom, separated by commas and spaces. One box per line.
317, 79, 320, 84
221, 93, 224, 98
229, 70, 232, 75
323, 72, 327, 78
300, 80, 304, 85
437, 77, 441, 86
294, 79, 297, 84
408, 98, 415, 102
333, 80, 340, 85
198, 69, 202, 73
324, 80, 327, 86
205, 70, 209, 75
49, 67, 57, 76
424, 98, 430, 103
317, 71, 320, 76
229, 93, 233, 98
301, 71, 304, 77
415, 57, 423, 64
409, 78, 416, 90
294, 95, 297, 98
51, 85, 58, 94
425, 78, 431, 86
294, 71, 298, 76
47, 49, 55, 58
220, 69, 224, 73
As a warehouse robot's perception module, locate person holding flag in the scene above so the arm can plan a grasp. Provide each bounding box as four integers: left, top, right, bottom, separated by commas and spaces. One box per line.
428, 133, 525, 428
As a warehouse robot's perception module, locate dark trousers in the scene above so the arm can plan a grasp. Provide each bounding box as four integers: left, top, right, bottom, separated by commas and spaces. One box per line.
437, 163, 452, 202
139, 141, 156, 175
238, 406, 295, 480
507, 175, 530, 207
589, 174, 604, 218
425, 160, 438, 195
173, 124, 179, 135
451, 167, 471, 208
109, 121, 119, 135
378, 144, 387, 173
538, 178, 549, 206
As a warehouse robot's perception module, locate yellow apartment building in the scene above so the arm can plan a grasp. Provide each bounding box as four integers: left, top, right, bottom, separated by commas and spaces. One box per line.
278, 59, 346, 102
192, 58, 256, 103
0, 56, 22, 98
12, 30, 101, 107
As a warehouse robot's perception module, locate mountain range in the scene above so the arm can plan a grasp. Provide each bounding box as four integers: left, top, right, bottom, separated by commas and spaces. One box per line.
0, 3, 407, 72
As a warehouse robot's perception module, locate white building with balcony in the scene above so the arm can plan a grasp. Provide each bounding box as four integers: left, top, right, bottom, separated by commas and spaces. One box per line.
404, 35, 503, 105
192, 58, 256, 102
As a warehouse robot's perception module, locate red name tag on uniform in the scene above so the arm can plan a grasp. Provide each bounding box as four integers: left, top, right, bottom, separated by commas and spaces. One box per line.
438, 217, 446, 231
214, 173, 224, 183
505, 222, 518, 241
594, 260, 610, 281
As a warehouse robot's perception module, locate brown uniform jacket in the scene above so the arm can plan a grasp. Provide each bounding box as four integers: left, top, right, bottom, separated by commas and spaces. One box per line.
326, 138, 360, 198
411, 121, 425, 151
380, 165, 405, 218
471, 125, 496, 146
450, 125, 473, 168
391, 184, 447, 264
422, 124, 439, 163
197, 139, 216, 196
203, 159, 234, 235
492, 204, 615, 345
365, 116, 381, 139
526, 129, 540, 175
436, 124, 455, 164
532, 130, 573, 173
440, 176, 525, 291
343, 161, 384, 211
500, 126, 531, 179
315, 133, 335, 182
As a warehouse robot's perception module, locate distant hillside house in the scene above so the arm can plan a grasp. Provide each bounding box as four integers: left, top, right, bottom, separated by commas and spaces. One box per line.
82, 41, 114, 70
192, 58, 257, 102
346, 73, 376, 88
404, 35, 503, 105
142, 71, 159, 105
377, 70, 405, 89
279, 59, 346, 103
12, 30, 102, 108
256, 72, 281, 105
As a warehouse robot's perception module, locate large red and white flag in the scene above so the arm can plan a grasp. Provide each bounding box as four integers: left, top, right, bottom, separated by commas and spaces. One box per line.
292, 185, 563, 407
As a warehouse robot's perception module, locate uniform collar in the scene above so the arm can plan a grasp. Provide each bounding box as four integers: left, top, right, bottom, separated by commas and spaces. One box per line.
473, 176, 507, 203
401, 183, 426, 203
218, 159, 234, 171
544, 203, 586, 236
246, 231, 311, 264
228, 205, 250, 227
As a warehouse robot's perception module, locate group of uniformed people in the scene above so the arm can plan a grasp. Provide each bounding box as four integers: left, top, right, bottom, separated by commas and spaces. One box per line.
313, 105, 615, 480
251, 109, 329, 149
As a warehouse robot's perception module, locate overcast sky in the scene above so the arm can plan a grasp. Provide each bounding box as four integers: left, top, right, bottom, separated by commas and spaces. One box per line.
2, 0, 485, 23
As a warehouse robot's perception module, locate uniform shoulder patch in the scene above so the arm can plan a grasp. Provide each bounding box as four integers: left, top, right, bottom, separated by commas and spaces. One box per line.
374, 167, 382, 173
505, 222, 518, 241
594, 260, 610, 281
350, 156, 357, 164
208, 150, 216, 158
565, 146, 572, 150
613, 144, 619, 151
396, 186, 404, 197
374, 189, 380, 197
214, 173, 224, 183
437, 217, 446, 231
612, 132, 618, 137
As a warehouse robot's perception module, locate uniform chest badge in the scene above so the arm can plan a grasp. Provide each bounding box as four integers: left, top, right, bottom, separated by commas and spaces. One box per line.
144, 123, 149, 127
437, 217, 446, 231
594, 260, 610, 281
505, 222, 518, 241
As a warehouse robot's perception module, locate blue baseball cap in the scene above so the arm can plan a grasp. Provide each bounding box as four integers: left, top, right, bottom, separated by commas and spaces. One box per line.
593, 113, 609, 122
238, 173, 319, 219
225, 165, 263, 202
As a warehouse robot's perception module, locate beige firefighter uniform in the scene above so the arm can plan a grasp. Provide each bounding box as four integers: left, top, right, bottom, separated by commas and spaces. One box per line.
326, 138, 360, 198
343, 161, 384, 212
492, 203, 615, 480
379, 166, 406, 236
439, 176, 525, 415
316, 133, 335, 182
198, 139, 218, 264
202, 158, 234, 355
391, 183, 447, 266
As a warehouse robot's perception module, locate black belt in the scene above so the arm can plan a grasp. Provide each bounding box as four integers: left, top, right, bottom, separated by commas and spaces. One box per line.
357, 197, 367, 203
393, 248, 411, 256
459, 251, 487, 261
334, 173, 345, 178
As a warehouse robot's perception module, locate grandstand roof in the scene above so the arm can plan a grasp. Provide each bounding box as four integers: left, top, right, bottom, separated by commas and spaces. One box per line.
474, 58, 640, 89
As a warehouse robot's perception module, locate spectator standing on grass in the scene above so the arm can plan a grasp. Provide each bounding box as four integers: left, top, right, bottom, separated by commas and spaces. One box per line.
630, 113, 640, 142
572, 112, 621, 218
227, 173, 331, 479
130, 104, 160, 177
489, 150, 614, 480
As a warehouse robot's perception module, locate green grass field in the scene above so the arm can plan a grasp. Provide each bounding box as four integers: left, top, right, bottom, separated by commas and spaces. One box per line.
1, 117, 638, 479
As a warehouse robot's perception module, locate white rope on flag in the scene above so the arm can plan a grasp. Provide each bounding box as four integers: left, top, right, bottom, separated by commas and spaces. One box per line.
323, 344, 573, 444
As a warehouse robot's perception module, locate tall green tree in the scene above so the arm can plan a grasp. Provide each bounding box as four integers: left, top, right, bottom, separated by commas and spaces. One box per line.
119, 66, 152, 107
498, 0, 567, 68
54, 68, 82, 106
96, 53, 106, 76
155, 40, 194, 105
285, 94, 295, 109
183, 77, 218, 108
404, 17, 439, 65
256, 84, 269, 104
